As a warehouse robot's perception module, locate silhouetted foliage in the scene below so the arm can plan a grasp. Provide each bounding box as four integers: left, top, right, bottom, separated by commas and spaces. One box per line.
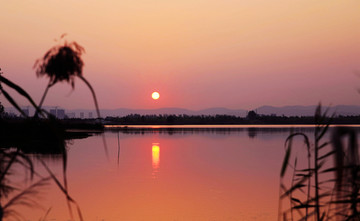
0, 70, 3, 117
104, 113, 360, 125
33, 35, 101, 118
279, 104, 360, 220
34, 36, 84, 88
0, 35, 102, 220
0, 68, 47, 118
247, 110, 258, 120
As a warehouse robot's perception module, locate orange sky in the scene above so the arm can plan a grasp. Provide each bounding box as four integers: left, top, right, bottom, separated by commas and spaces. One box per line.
1, 1, 360, 110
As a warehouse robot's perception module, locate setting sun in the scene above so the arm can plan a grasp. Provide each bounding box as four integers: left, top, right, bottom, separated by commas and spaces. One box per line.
152, 92, 160, 100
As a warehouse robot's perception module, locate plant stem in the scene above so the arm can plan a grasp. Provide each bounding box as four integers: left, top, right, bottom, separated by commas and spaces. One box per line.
35, 80, 52, 117
314, 127, 320, 221
290, 158, 297, 221
306, 144, 311, 221
79, 75, 109, 160
78, 75, 101, 118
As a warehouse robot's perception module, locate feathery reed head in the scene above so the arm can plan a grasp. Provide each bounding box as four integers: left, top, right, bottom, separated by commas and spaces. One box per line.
34, 40, 85, 88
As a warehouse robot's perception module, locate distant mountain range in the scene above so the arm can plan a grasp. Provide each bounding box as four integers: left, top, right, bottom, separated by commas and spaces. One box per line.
5, 105, 360, 118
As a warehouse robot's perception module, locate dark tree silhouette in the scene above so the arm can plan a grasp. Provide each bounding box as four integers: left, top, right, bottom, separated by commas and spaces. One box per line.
246, 110, 258, 120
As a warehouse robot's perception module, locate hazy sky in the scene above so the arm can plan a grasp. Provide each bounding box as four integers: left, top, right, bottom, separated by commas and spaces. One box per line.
1, 1, 360, 110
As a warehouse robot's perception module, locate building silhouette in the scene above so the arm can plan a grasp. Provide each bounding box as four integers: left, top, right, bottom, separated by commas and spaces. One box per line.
66, 112, 76, 118
50, 108, 65, 119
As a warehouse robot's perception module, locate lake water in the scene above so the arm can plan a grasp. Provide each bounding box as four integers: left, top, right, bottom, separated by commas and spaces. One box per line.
9, 126, 334, 220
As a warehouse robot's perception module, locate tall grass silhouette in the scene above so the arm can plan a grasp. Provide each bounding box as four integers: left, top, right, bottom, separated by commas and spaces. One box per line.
0, 35, 104, 220
279, 104, 360, 220
33, 35, 109, 157
0, 68, 47, 118
33, 34, 100, 119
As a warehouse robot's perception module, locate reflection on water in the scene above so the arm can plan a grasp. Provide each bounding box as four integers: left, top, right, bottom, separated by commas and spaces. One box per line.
152, 143, 160, 178
117, 132, 121, 165
106, 125, 320, 137
6, 127, 350, 220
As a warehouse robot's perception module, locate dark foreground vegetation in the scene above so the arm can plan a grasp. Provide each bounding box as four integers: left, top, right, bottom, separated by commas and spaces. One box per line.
279, 105, 360, 221
0, 36, 100, 221
0, 117, 103, 154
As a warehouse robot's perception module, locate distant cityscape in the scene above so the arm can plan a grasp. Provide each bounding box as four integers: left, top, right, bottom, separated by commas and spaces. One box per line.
17, 106, 94, 119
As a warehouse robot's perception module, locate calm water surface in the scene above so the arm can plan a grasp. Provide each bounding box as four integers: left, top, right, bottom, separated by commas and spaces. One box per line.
15, 127, 320, 220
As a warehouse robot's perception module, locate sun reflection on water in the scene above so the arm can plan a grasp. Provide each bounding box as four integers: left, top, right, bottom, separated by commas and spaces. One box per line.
152, 143, 160, 178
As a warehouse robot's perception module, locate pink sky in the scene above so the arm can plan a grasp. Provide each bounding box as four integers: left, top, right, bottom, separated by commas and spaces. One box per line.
1, 1, 360, 110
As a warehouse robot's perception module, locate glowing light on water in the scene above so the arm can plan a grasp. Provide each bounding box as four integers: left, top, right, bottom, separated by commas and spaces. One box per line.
152, 143, 160, 178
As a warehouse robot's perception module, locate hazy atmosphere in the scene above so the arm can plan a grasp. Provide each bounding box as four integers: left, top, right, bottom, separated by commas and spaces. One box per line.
1, 1, 360, 110
3, 2, 360, 221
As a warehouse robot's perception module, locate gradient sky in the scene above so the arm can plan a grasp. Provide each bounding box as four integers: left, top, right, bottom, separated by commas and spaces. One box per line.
1, 1, 360, 110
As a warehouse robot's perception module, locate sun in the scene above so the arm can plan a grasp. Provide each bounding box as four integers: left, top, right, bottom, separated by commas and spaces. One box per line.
152, 91, 160, 100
